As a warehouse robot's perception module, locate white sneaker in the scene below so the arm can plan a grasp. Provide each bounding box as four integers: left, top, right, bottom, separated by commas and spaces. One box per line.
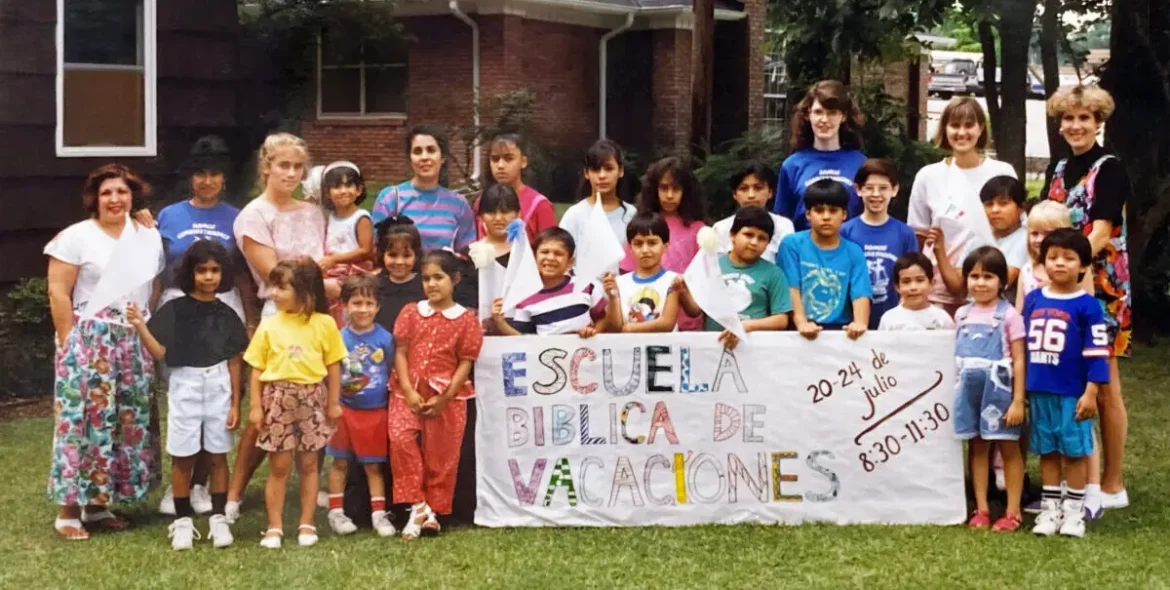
328, 509, 358, 535
224, 501, 240, 524
191, 485, 213, 515
317, 491, 330, 509
208, 514, 234, 548
372, 510, 397, 537
1032, 499, 1064, 536
158, 486, 176, 516
1101, 489, 1129, 509
168, 517, 200, 551
1059, 499, 1086, 537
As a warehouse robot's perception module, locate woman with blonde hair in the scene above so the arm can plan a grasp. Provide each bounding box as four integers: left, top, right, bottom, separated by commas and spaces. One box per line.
908, 97, 1017, 315
1041, 85, 1132, 513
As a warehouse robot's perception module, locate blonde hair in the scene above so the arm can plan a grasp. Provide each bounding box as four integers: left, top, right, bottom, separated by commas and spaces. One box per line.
1027, 201, 1072, 231
257, 132, 310, 190
1046, 85, 1116, 121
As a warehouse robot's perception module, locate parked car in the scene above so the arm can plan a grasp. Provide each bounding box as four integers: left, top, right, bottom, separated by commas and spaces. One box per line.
929, 59, 975, 99
968, 64, 1048, 98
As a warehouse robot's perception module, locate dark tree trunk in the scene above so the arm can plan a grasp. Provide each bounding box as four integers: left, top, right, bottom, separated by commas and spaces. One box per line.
978, 20, 1001, 134
691, 0, 715, 159
1102, 0, 1170, 339
1039, 0, 1069, 163
995, 0, 1037, 178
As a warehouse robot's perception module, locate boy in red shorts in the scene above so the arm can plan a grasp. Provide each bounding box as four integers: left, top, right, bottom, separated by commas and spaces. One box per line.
325, 276, 396, 537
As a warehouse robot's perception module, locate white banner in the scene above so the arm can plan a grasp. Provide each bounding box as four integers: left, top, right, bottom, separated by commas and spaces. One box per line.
474, 331, 964, 527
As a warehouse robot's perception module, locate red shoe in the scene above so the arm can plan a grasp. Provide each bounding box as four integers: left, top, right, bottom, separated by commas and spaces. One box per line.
992, 512, 1023, 533
967, 510, 991, 529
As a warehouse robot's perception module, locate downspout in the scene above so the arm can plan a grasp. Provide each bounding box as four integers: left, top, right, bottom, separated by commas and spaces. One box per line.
599, 12, 635, 139
450, 1, 482, 183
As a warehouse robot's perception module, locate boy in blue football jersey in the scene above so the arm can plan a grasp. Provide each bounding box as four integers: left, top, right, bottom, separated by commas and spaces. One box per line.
1022, 228, 1110, 538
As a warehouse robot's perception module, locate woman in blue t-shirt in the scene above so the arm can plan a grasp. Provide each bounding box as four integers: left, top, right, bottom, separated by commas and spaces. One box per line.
156, 136, 258, 328
775, 80, 868, 231
154, 137, 260, 518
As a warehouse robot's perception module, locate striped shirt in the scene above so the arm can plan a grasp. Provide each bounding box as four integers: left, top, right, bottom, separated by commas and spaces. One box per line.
511, 276, 608, 335
371, 181, 476, 252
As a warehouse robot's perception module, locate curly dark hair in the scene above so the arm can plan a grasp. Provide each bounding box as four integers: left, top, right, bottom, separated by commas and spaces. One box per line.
639, 157, 708, 226
81, 163, 150, 218
176, 240, 234, 295
788, 80, 865, 151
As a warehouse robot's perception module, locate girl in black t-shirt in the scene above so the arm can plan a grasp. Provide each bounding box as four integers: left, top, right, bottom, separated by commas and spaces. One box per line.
373, 218, 425, 331
127, 240, 248, 550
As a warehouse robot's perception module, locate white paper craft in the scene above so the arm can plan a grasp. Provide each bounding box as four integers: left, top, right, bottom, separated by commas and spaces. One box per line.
500, 220, 543, 314
572, 195, 626, 292
683, 227, 747, 341
82, 216, 165, 319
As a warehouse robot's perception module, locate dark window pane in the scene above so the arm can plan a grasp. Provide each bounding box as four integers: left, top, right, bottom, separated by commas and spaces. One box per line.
365, 39, 408, 65
64, 0, 141, 65
321, 68, 361, 114
321, 29, 361, 66
63, 69, 145, 147
366, 66, 407, 114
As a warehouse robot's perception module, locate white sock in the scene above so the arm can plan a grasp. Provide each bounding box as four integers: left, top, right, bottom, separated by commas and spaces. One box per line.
1085, 483, 1101, 497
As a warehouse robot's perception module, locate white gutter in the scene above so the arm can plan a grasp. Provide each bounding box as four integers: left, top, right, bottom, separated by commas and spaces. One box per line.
449, 0, 482, 183
599, 12, 635, 139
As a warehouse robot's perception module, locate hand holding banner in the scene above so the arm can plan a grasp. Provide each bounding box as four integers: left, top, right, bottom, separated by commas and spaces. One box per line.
682, 227, 746, 341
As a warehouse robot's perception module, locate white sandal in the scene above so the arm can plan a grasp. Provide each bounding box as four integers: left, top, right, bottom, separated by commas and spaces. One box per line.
297, 524, 318, 547
259, 528, 283, 549
54, 518, 89, 541
401, 504, 431, 541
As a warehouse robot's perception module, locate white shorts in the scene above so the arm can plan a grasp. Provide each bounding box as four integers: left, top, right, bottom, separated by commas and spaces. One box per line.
167, 362, 234, 457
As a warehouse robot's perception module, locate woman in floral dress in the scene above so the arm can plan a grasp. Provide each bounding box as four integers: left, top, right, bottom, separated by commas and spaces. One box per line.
45, 164, 165, 540
1041, 85, 1132, 511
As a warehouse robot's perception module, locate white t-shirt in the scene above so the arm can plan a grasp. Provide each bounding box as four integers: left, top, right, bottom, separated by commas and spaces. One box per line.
712, 211, 795, 265
908, 158, 1017, 305
877, 304, 956, 331
615, 268, 679, 330
558, 199, 635, 250
995, 221, 1029, 270
325, 209, 371, 256
43, 219, 157, 322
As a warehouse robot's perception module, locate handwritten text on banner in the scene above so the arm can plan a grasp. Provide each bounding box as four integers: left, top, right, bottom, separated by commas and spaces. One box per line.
474, 332, 964, 527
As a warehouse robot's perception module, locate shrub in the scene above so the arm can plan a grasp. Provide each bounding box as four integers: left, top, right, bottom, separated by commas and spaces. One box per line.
0, 278, 54, 401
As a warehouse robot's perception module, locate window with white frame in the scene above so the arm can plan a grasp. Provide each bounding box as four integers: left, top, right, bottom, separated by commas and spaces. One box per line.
763, 52, 787, 131
57, 0, 157, 157
318, 29, 408, 117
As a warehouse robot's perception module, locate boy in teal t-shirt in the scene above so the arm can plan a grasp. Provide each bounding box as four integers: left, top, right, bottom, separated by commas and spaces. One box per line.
780, 179, 872, 340
704, 208, 792, 346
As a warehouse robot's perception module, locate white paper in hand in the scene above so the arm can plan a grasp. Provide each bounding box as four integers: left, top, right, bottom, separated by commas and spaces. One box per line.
82, 216, 165, 319
500, 221, 543, 313
572, 196, 625, 292
683, 249, 747, 341
477, 260, 506, 320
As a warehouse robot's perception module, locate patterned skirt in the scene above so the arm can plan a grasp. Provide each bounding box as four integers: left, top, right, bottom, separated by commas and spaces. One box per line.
47, 312, 158, 506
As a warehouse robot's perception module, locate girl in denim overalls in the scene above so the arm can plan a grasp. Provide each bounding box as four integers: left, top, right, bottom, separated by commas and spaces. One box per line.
954, 246, 1027, 532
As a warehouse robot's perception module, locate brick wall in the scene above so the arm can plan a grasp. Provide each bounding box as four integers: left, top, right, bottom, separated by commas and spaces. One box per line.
854, 58, 929, 141
651, 28, 692, 157
304, 14, 604, 184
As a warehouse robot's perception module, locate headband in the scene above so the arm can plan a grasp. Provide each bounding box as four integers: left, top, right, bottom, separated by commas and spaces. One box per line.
323, 160, 360, 176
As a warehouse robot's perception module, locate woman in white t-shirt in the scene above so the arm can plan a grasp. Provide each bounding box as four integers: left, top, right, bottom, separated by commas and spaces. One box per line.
45, 164, 165, 540
226, 132, 329, 520
908, 97, 1017, 315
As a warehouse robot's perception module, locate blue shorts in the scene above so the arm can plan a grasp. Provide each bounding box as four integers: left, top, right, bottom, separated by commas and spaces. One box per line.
953, 365, 1021, 440
1029, 392, 1094, 457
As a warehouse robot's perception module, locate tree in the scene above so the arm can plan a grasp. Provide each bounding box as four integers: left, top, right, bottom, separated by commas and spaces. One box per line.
965, 0, 1037, 177
1102, 0, 1170, 338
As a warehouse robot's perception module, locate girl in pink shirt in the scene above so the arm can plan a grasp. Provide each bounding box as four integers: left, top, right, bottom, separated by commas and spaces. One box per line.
473, 133, 556, 242
626, 157, 709, 330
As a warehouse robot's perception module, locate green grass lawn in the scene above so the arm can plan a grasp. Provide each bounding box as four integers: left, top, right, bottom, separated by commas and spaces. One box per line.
2, 348, 1169, 588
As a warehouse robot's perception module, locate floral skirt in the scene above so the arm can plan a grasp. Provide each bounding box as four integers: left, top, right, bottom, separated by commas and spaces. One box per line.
48, 313, 157, 506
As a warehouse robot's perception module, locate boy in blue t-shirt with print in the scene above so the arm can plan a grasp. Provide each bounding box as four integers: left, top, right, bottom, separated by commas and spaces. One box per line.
1022, 229, 1110, 539
840, 159, 919, 329
780, 179, 873, 340
325, 276, 397, 538
704, 207, 791, 349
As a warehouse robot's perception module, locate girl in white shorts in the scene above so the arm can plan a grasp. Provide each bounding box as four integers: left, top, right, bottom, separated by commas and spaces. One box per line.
128, 240, 248, 550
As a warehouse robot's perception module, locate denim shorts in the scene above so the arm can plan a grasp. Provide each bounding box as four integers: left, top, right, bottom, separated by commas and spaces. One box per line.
953, 365, 1021, 441
1029, 391, 1094, 458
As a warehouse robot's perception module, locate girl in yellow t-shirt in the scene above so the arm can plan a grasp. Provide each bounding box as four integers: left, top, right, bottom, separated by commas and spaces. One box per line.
244, 257, 347, 549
